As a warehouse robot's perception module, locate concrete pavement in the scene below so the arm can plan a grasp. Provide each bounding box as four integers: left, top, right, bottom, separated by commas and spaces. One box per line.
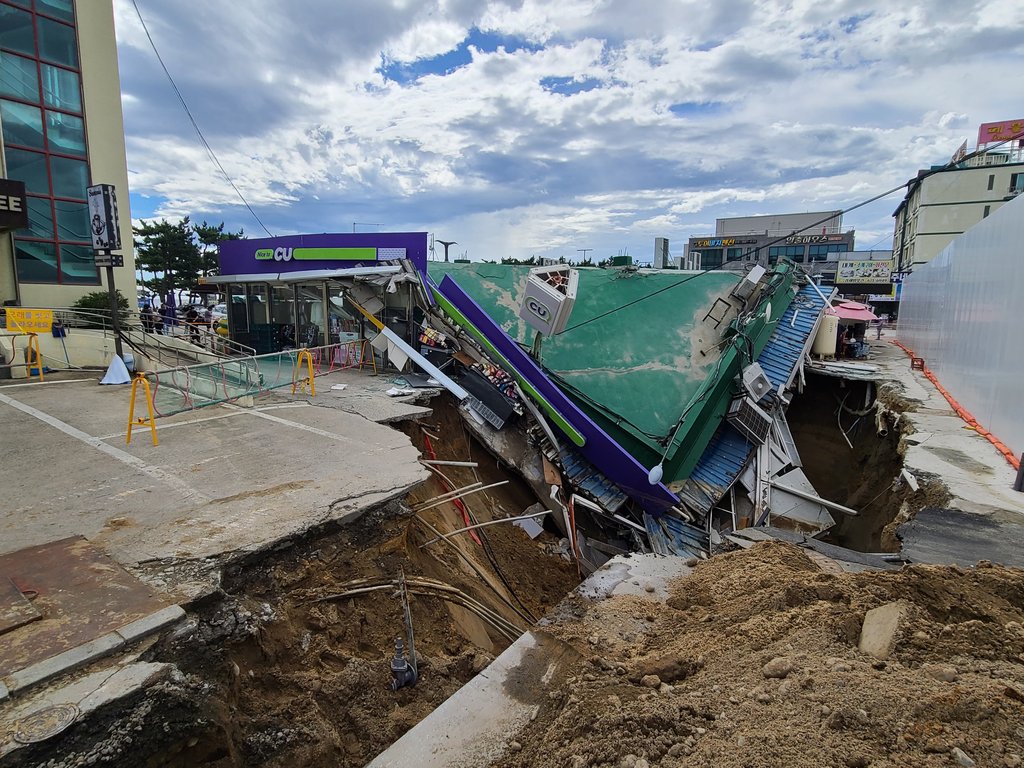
0, 370, 432, 597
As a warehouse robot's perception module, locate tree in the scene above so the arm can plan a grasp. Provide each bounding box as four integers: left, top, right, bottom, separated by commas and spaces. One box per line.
133, 218, 201, 301
193, 220, 243, 278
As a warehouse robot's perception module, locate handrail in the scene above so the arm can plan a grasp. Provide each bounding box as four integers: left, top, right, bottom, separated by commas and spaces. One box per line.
2, 305, 256, 361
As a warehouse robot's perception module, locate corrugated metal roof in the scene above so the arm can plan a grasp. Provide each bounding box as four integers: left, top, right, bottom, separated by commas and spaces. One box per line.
559, 442, 630, 512
678, 284, 827, 516
757, 284, 828, 393
678, 423, 752, 514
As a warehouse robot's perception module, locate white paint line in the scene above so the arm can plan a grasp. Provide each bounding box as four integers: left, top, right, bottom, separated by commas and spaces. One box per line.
96, 410, 244, 440
0, 390, 210, 506
0, 377, 96, 388
221, 403, 358, 444
95, 402, 312, 439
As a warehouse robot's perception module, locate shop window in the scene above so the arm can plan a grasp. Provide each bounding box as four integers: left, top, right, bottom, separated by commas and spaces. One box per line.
0, 5, 35, 56
15, 240, 58, 283
54, 199, 90, 241
57, 244, 96, 283
36, 0, 75, 24
37, 16, 77, 68
1, 99, 45, 148
0, 51, 40, 101
17, 196, 55, 239
5, 147, 49, 195
49, 155, 88, 198
45, 110, 84, 155
700, 248, 723, 268
41, 64, 81, 112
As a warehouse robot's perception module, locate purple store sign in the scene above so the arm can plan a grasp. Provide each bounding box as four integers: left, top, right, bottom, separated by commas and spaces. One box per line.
217, 232, 428, 276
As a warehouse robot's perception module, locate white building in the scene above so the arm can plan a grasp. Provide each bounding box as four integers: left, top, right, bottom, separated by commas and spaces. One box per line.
893, 119, 1024, 271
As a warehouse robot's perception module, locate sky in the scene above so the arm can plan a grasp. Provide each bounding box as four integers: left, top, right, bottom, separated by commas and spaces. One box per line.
114, 0, 1024, 264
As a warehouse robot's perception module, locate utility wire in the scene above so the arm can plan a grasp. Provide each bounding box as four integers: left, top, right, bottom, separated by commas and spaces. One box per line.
557, 133, 1023, 337
129, 0, 274, 237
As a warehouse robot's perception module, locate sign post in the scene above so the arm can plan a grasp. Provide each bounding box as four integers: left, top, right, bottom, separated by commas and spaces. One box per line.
87, 184, 124, 360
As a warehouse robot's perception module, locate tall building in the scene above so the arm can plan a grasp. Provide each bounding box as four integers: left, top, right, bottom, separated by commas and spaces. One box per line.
686, 211, 855, 279
0, 0, 135, 308
893, 119, 1024, 271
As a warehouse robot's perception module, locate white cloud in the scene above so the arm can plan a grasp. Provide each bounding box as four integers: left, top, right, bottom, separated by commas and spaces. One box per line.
113, 0, 1024, 258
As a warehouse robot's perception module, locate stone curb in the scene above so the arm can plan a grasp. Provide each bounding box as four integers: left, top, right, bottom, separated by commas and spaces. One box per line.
0, 605, 185, 698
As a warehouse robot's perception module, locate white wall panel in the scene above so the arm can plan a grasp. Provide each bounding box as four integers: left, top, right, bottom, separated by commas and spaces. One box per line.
897, 194, 1024, 458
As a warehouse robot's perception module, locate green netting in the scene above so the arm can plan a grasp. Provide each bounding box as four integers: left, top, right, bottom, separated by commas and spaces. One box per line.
143, 341, 372, 417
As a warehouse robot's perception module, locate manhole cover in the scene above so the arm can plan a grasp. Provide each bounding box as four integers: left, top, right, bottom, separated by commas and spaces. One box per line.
13, 703, 79, 744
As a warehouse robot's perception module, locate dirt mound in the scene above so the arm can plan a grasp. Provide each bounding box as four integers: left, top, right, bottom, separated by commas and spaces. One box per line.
498, 541, 1024, 768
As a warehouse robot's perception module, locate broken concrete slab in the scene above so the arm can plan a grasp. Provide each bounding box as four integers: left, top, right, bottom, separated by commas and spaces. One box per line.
0, 662, 172, 760
859, 600, 910, 660
0, 378, 430, 598
4, 633, 124, 694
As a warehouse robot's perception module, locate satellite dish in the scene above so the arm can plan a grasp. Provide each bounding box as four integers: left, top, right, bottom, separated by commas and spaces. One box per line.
647, 462, 664, 485
764, 303, 772, 322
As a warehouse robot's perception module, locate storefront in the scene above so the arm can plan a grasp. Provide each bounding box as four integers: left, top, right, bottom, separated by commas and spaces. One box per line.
205, 232, 429, 354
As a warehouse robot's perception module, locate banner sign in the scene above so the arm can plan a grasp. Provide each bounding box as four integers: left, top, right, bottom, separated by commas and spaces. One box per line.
5, 308, 53, 333
0, 178, 28, 231
977, 119, 1024, 146
785, 234, 845, 245
87, 183, 121, 251
837, 259, 894, 285
691, 237, 757, 247
218, 232, 429, 276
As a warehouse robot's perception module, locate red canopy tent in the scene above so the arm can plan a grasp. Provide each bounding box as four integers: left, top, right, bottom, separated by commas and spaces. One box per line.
828, 301, 878, 323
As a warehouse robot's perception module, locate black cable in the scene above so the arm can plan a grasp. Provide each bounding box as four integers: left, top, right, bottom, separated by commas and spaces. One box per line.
129, 0, 275, 238
557, 132, 1024, 337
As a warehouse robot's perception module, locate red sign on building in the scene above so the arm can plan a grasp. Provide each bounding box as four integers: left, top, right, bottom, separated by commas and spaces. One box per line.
977, 119, 1024, 146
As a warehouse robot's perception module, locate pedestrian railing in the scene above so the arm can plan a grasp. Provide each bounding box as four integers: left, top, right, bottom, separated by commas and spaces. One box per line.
133, 339, 377, 421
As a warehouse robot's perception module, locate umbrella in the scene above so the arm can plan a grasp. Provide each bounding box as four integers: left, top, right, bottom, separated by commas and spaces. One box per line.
828, 301, 878, 323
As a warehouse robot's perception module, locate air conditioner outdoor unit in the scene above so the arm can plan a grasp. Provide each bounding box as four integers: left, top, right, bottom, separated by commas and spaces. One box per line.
741, 362, 773, 401
731, 264, 766, 301
727, 396, 773, 444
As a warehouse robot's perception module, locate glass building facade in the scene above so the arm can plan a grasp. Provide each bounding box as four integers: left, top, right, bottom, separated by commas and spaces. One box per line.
1, 0, 96, 285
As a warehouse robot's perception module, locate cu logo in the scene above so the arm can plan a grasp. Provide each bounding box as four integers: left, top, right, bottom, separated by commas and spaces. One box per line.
526, 298, 550, 320
273, 247, 293, 261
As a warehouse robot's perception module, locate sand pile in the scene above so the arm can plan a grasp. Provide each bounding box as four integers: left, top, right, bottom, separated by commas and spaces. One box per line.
497, 541, 1024, 768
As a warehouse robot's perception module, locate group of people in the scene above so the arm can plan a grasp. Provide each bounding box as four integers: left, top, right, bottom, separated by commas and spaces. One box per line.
140, 303, 214, 346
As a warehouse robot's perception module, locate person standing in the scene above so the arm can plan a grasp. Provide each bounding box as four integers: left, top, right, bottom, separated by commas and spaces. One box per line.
141, 303, 156, 332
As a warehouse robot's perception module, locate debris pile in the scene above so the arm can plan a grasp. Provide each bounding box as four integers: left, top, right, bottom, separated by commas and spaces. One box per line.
497, 541, 1024, 768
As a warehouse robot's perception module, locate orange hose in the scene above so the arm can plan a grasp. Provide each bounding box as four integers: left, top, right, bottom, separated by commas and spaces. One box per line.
890, 340, 1020, 471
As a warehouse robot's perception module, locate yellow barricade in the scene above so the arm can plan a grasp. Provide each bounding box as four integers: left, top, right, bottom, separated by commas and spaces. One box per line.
126, 373, 158, 446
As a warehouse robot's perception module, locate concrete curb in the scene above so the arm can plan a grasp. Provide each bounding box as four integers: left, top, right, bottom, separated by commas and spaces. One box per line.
1, 605, 185, 697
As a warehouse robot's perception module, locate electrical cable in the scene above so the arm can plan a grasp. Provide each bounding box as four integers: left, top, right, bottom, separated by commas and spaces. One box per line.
556, 133, 1024, 338
129, 0, 275, 237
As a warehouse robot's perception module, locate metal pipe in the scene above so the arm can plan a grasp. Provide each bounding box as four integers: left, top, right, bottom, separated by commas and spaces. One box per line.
420, 511, 552, 547
413, 480, 509, 513
768, 481, 860, 516
412, 481, 483, 509
419, 459, 479, 467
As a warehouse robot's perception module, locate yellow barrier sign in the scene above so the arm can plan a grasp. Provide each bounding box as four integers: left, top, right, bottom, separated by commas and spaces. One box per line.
5, 308, 53, 333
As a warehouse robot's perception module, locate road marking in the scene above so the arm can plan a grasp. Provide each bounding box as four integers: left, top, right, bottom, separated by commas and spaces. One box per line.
222, 403, 359, 444
0, 377, 96, 388
94, 402, 312, 439
0, 390, 210, 505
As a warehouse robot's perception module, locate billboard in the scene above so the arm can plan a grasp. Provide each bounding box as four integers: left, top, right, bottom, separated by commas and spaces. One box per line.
836, 259, 893, 285
977, 119, 1024, 146
217, 232, 429, 276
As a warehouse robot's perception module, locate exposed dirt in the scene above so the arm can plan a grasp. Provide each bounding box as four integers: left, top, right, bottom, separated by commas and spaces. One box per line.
787, 375, 916, 552
495, 540, 1024, 768
148, 403, 581, 768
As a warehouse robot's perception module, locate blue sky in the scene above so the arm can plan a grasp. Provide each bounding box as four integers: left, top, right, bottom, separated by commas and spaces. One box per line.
115, 0, 1024, 263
